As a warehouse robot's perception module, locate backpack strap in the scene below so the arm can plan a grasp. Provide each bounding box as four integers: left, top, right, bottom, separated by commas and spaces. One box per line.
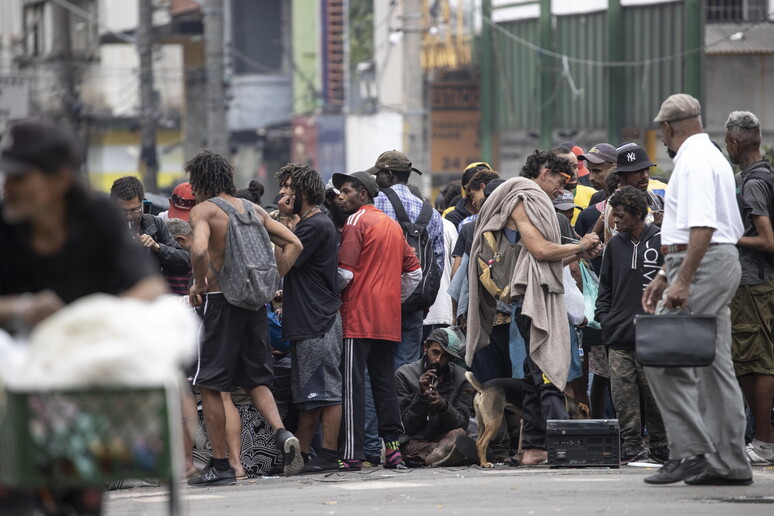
382, 187, 411, 224
744, 167, 774, 191
208, 196, 237, 215
415, 199, 434, 228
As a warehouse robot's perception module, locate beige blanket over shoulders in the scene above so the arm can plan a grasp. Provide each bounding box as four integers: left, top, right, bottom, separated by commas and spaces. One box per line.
465, 177, 570, 390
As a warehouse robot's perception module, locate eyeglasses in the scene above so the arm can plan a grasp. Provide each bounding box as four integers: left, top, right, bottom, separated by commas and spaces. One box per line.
122, 206, 143, 214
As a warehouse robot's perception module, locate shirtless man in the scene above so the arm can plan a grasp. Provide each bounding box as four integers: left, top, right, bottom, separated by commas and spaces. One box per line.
185, 150, 304, 486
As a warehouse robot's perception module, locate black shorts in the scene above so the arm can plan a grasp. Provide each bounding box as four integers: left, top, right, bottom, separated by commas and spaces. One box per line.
193, 292, 273, 391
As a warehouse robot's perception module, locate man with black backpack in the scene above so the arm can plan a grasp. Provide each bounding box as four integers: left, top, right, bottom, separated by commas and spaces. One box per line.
369, 150, 445, 370
185, 150, 305, 486
725, 110, 774, 465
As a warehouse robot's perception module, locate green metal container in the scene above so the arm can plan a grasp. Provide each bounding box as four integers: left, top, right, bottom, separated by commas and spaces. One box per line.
0, 387, 174, 488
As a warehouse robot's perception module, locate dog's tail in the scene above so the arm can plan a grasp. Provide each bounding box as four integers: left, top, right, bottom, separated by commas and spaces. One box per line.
464, 371, 485, 394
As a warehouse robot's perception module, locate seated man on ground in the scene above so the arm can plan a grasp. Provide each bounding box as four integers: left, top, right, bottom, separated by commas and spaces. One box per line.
395, 328, 475, 467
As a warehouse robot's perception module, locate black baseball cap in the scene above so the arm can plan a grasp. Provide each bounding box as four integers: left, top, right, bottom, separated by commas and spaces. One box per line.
331, 171, 380, 199
0, 118, 82, 176
615, 145, 655, 173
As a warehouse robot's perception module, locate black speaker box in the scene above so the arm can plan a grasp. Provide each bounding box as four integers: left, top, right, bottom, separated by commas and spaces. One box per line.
546, 419, 620, 468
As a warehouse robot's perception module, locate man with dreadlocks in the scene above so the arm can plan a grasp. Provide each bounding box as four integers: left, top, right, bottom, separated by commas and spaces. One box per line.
275, 163, 343, 473
185, 150, 304, 486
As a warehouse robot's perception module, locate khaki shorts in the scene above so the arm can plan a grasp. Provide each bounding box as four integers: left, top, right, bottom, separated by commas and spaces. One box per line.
731, 277, 774, 376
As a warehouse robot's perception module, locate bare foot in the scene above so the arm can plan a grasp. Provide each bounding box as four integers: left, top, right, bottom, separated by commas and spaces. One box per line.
185, 464, 198, 478
232, 464, 247, 479
521, 448, 547, 465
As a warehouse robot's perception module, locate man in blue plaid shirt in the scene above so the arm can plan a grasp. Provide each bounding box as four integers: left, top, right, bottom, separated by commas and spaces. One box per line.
367, 150, 445, 369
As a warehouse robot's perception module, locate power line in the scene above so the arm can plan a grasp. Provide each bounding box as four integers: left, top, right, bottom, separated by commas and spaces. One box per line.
484, 15, 765, 68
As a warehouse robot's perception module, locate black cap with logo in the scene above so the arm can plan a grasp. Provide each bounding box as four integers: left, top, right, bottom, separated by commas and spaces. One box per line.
615, 145, 655, 173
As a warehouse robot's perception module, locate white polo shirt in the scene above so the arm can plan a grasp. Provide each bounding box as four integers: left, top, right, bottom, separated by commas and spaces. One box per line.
661, 133, 743, 246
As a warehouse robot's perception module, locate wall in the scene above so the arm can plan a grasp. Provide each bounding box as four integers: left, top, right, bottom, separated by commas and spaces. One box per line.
228, 74, 293, 131
346, 112, 404, 172
292, 0, 321, 114
87, 129, 185, 192
705, 54, 774, 138
81, 44, 184, 117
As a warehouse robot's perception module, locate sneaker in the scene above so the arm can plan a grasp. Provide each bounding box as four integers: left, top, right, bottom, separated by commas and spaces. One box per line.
433, 434, 478, 467
338, 459, 362, 472
643, 455, 707, 485
301, 449, 340, 474
383, 441, 407, 469
650, 446, 670, 464
275, 429, 304, 477
621, 447, 650, 464
187, 459, 236, 487
362, 455, 382, 468
746, 440, 774, 465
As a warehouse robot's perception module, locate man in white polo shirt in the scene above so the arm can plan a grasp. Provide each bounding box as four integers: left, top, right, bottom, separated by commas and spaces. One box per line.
641, 94, 752, 486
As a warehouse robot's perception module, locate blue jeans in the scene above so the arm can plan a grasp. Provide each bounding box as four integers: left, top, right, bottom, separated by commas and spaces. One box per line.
393, 309, 424, 370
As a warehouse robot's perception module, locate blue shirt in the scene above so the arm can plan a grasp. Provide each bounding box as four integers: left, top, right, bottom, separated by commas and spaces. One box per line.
374, 183, 445, 274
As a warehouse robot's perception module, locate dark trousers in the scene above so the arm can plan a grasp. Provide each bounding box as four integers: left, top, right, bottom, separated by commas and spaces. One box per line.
470, 323, 512, 383
517, 312, 569, 450
340, 338, 404, 460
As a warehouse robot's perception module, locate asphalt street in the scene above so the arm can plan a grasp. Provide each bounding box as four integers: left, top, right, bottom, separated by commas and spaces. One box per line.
105, 463, 774, 516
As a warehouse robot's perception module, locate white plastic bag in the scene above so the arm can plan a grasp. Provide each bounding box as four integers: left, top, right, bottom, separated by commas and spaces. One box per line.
8, 294, 198, 389
563, 266, 586, 326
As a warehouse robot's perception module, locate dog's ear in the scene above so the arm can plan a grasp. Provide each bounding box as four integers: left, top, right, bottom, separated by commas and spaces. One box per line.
579, 403, 590, 419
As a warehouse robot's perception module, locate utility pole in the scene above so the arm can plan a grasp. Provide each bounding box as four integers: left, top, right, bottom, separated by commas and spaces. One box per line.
684, 0, 704, 103
607, 0, 624, 144
480, 0, 493, 163
138, 0, 159, 191
50, 2, 78, 128
204, 0, 228, 156
538, 0, 553, 150
402, 0, 427, 178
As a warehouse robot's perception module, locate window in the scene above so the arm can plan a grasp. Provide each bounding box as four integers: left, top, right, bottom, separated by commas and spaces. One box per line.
707, 0, 769, 23
231, 0, 283, 74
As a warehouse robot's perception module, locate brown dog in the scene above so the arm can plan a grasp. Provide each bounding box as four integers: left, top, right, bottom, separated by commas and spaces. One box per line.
465, 371, 590, 468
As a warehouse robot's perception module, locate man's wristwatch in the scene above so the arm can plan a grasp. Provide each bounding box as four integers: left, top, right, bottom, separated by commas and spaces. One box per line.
657, 269, 668, 280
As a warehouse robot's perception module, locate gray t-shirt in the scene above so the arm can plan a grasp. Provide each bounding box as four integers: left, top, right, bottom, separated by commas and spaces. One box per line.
737, 163, 774, 285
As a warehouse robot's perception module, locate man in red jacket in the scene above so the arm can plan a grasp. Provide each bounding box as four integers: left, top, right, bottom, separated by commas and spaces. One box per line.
333, 171, 421, 470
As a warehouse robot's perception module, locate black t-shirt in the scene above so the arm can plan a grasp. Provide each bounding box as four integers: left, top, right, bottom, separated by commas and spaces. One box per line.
452, 220, 475, 258
574, 204, 603, 275
282, 212, 342, 341
589, 189, 607, 205
0, 192, 157, 304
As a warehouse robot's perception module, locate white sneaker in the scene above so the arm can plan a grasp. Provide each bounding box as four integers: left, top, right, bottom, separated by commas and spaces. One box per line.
746, 440, 774, 465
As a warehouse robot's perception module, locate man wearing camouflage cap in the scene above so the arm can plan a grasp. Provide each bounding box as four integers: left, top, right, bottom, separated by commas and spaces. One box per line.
394, 327, 475, 466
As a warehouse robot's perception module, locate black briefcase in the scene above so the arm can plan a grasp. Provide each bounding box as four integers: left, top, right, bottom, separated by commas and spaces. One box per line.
634, 313, 716, 367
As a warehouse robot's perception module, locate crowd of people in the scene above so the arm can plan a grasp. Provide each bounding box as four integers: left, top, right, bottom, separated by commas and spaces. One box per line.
0, 92, 773, 512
